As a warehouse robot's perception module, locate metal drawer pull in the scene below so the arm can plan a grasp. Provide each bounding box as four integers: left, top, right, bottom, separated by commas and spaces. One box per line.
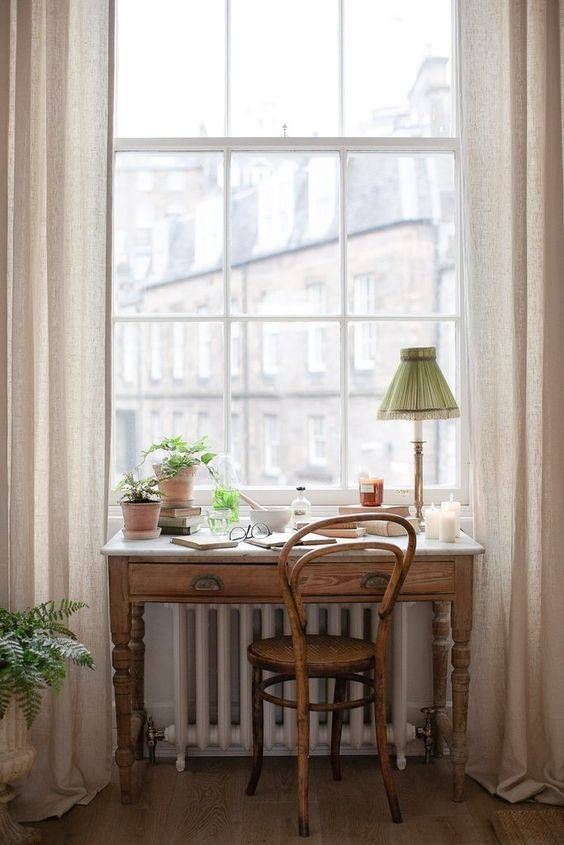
361, 573, 389, 589
192, 575, 223, 591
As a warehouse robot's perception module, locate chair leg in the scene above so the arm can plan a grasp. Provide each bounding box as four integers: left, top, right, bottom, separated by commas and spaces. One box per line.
246, 666, 264, 796
374, 670, 402, 823
296, 680, 310, 837
330, 676, 347, 781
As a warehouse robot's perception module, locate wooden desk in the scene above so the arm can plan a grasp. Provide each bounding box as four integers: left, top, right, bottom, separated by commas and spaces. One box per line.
102, 531, 483, 806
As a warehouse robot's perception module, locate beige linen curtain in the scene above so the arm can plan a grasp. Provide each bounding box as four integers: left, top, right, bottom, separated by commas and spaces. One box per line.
460, 1, 564, 804
0, 0, 113, 821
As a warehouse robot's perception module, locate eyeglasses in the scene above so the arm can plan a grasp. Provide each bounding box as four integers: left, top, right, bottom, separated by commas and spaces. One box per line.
229, 523, 271, 542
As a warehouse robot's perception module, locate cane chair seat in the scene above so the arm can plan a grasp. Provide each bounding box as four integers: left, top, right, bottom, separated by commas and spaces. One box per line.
248, 634, 374, 675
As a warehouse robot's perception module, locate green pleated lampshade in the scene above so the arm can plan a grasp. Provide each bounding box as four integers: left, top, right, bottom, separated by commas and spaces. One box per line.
377, 347, 460, 421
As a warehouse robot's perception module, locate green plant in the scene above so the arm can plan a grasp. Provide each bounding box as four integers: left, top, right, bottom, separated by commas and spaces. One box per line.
0, 600, 94, 727
141, 435, 216, 479
115, 473, 160, 503
212, 486, 240, 523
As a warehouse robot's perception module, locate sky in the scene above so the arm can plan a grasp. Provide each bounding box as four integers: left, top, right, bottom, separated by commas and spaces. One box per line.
116, 0, 452, 137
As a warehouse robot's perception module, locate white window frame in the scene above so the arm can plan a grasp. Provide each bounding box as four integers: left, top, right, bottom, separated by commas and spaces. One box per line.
111, 0, 468, 507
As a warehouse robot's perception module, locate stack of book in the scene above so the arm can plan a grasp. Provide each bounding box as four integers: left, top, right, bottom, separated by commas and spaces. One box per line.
338, 504, 417, 536
158, 505, 204, 536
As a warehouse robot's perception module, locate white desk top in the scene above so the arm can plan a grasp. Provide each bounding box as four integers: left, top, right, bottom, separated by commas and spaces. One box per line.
101, 529, 484, 560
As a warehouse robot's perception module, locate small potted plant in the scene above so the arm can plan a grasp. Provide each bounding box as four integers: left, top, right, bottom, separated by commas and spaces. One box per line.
141, 435, 216, 508
0, 600, 93, 844
116, 472, 162, 540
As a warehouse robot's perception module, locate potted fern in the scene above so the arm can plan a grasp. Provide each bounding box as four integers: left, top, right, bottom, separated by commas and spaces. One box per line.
141, 435, 216, 507
116, 472, 161, 540
0, 600, 93, 844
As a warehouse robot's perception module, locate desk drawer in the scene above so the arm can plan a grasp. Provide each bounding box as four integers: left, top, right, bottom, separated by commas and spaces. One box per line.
128, 560, 453, 600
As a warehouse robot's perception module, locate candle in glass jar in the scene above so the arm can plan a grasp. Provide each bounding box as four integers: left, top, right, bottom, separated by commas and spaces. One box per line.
425, 504, 440, 540
359, 475, 384, 507
439, 510, 457, 542
441, 495, 461, 536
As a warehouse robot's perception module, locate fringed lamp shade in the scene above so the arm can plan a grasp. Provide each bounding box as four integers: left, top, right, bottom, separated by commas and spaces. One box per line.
377, 347, 460, 421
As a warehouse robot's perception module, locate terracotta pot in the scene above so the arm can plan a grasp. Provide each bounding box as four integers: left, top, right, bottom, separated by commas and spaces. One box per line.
0, 700, 40, 843
154, 464, 198, 507
121, 501, 161, 533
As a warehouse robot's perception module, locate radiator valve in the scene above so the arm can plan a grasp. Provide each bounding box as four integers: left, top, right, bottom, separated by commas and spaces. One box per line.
146, 715, 165, 764
416, 706, 438, 764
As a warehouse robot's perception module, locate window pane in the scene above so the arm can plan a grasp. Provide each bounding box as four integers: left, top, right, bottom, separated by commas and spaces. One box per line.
230, 153, 340, 315
114, 153, 224, 314
231, 0, 339, 136
113, 321, 224, 485
344, 0, 452, 137
231, 322, 340, 486
347, 153, 456, 314
116, 0, 225, 137
348, 321, 457, 488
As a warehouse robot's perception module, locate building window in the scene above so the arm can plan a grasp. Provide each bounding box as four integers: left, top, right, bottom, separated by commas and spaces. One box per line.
197, 411, 210, 439
149, 324, 162, 381
197, 307, 212, 380
231, 321, 241, 377
308, 416, 327, 467
261, 324, 279, 376
172, 321, 185, 381
353, 274, 376, 371
149, 410, 161, 443
263, 415, 280, 477
172, 411, 184, 436
113, 1, 463, 500
256, 164, 295, 254
305, 283, 327, 373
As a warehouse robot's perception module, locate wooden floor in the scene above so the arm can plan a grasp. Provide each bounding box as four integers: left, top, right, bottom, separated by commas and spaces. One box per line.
31, 756, 548, 844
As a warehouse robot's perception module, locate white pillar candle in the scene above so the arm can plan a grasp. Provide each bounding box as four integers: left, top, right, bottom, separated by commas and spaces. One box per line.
441, 495, 461, 536
439, 510, 457, 543
424, 504, 440, 540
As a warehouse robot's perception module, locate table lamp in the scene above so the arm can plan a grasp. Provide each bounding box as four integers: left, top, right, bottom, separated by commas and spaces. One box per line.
377, 347, 459, 525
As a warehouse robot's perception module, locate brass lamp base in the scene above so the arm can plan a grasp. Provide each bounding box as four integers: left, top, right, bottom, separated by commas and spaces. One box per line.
412, 438, 425, 527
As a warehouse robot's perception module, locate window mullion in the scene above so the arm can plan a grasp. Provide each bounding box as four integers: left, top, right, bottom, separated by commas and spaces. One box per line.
224, 147, 231, 454
338, 0, 344, 136
339, 147, 348, 488
225, 0, 231, 137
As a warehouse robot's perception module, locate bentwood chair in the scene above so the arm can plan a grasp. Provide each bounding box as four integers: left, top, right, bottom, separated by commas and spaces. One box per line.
245, 513, 417, 837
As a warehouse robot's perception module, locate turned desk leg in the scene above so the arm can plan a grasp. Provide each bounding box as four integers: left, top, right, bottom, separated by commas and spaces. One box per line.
109, 556, 134, 804
131, 603, 146, 760
451, 557, 473, 801
432, 601, 450, 757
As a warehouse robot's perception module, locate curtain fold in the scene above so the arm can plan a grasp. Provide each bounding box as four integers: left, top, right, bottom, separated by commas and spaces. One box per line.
460, 0, 564, 805
0, 0, 112, 821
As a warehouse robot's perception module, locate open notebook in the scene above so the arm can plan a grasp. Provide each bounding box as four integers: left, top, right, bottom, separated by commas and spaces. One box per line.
245, 533, 337, 550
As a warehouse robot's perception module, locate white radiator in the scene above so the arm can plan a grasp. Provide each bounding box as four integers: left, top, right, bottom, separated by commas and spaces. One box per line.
157, 603, 416, 772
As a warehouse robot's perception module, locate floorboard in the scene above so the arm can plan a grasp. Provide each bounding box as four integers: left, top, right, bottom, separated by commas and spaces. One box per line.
30, 757, 559, 844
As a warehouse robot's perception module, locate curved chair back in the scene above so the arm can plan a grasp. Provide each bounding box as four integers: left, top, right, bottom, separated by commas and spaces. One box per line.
278, 513, 417, 671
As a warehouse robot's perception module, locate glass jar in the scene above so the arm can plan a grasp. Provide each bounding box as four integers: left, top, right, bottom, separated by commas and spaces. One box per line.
207, 508, 231, 536
290, 486, 312, 529
358, 475, 384, 507
211, 453, 240, 524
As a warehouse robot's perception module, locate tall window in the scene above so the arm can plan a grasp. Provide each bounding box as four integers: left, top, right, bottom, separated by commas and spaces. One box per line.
113, 0, 462, 502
